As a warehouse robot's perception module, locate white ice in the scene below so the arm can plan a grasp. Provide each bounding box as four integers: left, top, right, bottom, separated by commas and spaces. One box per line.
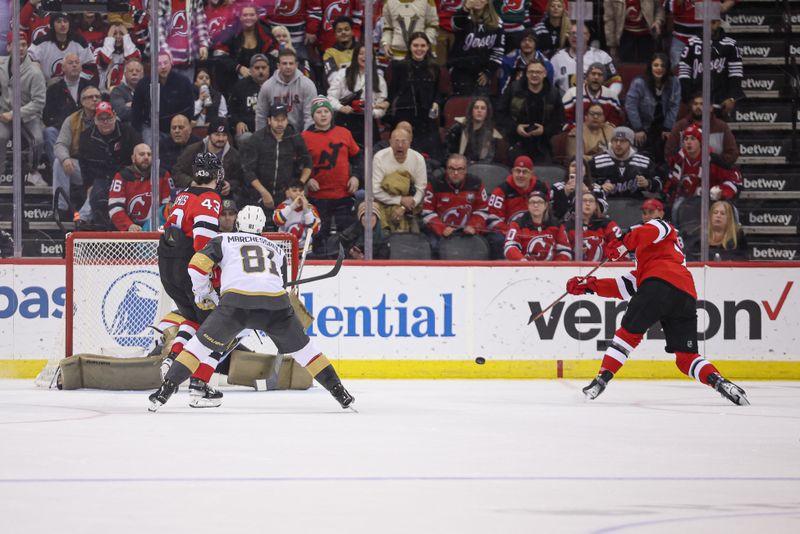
1, 378, 799, 534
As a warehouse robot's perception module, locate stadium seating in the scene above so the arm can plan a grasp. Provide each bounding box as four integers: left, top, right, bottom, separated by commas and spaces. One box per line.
389, 233, 432, 260
468, 162, 509, 193
535, 165, 567, 186
438, 235, 491, 260
606, 198, 644, 231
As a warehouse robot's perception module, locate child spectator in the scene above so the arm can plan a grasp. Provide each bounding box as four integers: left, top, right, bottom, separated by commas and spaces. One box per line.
504, 190, 568, 261
273, 180, 322, 249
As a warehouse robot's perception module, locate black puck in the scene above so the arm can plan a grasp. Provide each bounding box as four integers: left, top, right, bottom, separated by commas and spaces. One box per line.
475, 357, 486, 365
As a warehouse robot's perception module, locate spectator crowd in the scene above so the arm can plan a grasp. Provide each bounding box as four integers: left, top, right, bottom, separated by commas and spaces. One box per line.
3, 0, 748, 261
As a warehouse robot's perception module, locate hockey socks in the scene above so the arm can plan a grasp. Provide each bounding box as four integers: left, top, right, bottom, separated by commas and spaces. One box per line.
164, 350, 201, 386
675, 352, 719, 385
305, 354, 355, 409
599, 328, 644, 375
168, 320, 199, 357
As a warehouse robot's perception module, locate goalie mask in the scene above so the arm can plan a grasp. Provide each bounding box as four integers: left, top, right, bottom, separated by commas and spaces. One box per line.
192, 152, 224, 190
236, 205, 267, 234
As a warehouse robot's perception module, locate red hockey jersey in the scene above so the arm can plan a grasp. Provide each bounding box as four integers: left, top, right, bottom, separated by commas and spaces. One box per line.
559, 216, 622, 261
272, 199, 322, 247
18, 2, 50, 43
302, 125, 360, 200
109, 166, 173, 231
595, 218, 696, 299
422, 174, 489, 236
504, 214, 568, 261
308, 0, 363, 52
165, 186, 221, 251
665, 149, 741, 202
487, 175, 551, 234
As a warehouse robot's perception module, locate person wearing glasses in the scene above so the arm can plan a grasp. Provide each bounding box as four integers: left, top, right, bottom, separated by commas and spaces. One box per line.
52, 85, 101, 222
421, 154, 489, 257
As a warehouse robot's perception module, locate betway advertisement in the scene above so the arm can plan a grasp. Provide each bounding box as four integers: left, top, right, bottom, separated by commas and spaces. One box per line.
0, 263, 797, 361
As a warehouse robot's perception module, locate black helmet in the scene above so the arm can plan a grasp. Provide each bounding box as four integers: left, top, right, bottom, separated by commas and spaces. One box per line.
192, 152, 224, 187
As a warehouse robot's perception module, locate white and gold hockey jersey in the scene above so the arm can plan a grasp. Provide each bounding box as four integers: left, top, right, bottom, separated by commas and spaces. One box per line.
188, 233, 289, 309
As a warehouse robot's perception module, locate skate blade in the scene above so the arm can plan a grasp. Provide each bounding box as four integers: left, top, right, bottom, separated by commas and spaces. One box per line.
189, 399, 222, 408
734, 392, 751, 406
148, 400, 162, 412
345, 405, 358, 413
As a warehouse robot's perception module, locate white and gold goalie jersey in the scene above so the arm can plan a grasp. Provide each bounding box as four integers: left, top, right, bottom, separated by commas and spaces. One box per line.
188, 233, 289, 309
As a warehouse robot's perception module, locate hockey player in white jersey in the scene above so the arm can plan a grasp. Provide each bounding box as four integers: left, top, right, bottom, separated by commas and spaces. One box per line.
148, 206, 355, 411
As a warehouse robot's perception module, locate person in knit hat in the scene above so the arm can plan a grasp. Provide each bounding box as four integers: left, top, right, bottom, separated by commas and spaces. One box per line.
337, 201, 390, 259
665, 123, 742, 225
302, 95, 361, 257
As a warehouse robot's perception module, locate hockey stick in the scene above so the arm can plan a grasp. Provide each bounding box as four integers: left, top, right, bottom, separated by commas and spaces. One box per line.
267, 228, 315, 390
529, 259, 609, 323
285, 243, 345, 287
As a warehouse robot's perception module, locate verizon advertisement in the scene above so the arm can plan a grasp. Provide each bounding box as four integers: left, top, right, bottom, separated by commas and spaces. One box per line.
0, 263, 797, 361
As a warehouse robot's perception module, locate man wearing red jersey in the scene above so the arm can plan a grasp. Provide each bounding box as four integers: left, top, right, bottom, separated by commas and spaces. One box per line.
422, 154, 489, 256
565, 217, 749, 405
302, 96, 360, 255
157, 152, 223, 403
486, 155, 550, 258
108, 143, 172, 232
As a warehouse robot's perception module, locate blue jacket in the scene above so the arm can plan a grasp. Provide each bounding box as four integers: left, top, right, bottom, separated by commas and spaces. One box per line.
624, 76, 681, 133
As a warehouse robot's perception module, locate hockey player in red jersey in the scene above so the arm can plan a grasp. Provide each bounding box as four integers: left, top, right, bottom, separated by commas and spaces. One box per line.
157, 152, 224, 405
565, 217, 750, 405
504, 190, 569, 261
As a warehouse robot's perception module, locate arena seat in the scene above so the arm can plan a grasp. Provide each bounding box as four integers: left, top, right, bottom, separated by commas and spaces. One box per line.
535, 165, 567, 186
443, 96, 472, 128
438, 235, 491, 260
607, 197, 645, 231
468, 162, 509, 193
192, 125, 208, 139
389, 233, 432, 259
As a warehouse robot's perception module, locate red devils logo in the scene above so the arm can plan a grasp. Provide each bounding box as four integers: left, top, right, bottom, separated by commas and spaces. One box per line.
441, 206, 473, 229
51, 59, 65, 78
169, 11, 188, 37
286, 221, 305, 239
525, 234, 555, 261
128, 193, 151, 223
32, 25, 49, 42
274, 0, 302, 18
583, 236, 604, 262
323, 0, 350, 32
501, 0, 525, 14
108, 63, 125, 89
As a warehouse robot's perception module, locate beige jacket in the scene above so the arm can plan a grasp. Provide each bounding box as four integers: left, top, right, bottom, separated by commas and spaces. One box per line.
603, 0, 665, 50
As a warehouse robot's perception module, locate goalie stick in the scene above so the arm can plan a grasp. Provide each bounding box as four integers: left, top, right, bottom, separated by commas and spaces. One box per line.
528, 259, 609, 324
285, 243, 345, 287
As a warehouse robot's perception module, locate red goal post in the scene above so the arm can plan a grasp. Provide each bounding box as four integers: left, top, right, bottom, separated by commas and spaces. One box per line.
64, 231, 299, 358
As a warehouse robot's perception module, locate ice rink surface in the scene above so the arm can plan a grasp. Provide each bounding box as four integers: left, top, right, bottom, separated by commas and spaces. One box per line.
1, 378, 799, 534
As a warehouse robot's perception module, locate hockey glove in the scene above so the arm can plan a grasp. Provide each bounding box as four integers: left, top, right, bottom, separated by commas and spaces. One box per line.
194, 290, 219, 311
566, 276, 598, 295
603, 239, 628, 262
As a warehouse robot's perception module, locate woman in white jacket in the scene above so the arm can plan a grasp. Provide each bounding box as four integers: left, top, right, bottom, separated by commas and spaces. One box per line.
327, 42, 389, 146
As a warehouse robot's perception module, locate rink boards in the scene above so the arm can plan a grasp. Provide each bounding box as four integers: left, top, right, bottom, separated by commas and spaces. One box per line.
1, 260, 799, 379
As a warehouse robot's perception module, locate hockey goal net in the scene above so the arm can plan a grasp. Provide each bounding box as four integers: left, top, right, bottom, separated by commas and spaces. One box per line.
35, 231, 299, 387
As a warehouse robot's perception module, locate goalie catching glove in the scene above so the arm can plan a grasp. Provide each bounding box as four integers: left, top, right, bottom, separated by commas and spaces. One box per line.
566, 276, 598, 295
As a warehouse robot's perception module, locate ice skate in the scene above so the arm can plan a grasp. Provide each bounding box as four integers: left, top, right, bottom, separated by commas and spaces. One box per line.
709, 374, 750, 406
188, 378, 223, 408
148, 380, 178, 412
582, 370, 614, 400
330, 383, 355, 409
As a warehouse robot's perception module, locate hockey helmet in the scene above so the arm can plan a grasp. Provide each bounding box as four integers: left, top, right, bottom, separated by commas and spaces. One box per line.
192, 152, 224, 188
236, 205, 267, 234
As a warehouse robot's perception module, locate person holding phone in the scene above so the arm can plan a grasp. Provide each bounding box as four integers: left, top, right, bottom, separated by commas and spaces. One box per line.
497, 59, 563, 164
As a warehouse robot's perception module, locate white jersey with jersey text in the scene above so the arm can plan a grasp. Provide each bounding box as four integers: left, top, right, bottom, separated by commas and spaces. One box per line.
206, 233, 287, 298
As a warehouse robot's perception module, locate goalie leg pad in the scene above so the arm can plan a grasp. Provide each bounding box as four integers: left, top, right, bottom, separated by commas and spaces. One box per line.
289, 291, 314, 330
59, 354, 162, 390
226, 350, 312, 390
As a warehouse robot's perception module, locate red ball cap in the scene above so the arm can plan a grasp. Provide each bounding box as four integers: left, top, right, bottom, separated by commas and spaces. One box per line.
95, 101, 114, 117
641, 198, 664, 212
513, 155, 534, 170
